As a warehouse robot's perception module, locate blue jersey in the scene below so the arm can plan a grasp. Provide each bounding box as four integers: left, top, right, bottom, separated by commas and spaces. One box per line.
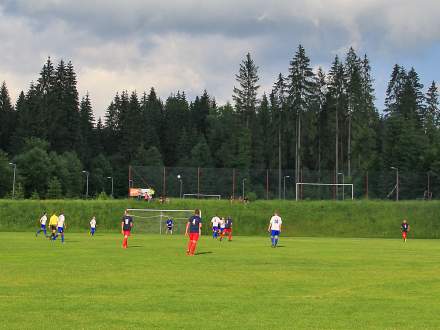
188, 215, 202, 233
122, 215, 133, 231
166, 219, 173, 228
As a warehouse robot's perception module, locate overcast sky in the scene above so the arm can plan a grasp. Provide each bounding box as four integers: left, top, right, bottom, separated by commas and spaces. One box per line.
1, 0, 439, 119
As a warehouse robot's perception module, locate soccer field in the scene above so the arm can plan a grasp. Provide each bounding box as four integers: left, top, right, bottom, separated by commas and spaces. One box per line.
1, 233, 440, 329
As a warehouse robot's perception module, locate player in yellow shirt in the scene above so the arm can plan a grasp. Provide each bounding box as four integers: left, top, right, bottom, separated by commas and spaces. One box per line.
48, 213, 58, 240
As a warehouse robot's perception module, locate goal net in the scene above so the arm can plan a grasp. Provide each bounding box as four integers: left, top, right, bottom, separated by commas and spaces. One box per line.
183, 193, 221, 199
126, 209, 196, 234
295, 183, 354, 200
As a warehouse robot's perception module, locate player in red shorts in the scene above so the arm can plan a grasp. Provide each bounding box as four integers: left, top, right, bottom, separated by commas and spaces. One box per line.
185, 209, 202, 256
220, 216, 233, 241
401, 219, 410, 242
121, 209, 133, 249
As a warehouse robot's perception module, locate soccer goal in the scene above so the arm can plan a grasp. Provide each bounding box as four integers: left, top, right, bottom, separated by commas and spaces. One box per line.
183, 193, 221, 200
126, 209, 196, 234
295, 183, 354, 201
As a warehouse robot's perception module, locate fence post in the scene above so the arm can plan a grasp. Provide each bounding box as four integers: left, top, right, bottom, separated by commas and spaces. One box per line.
266, 169, 269, 200
365, 171, 369, 199
162, 167, 166, 197
128, 165, 132, 197
197, 167, 200, 199
232, 168, 236, 200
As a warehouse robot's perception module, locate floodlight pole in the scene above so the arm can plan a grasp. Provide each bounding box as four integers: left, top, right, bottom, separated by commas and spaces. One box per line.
9, 162, 16, 199
390, 167, 399, 201
107, 176, 114, 197
82, 170, 89, 199
177, 175, 183, 199
283, 175, 290, 200
242, 178, 246, 199
337, 172, 345, 200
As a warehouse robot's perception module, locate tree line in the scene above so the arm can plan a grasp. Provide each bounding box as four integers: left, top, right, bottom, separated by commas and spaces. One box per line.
0, 45, 439, 199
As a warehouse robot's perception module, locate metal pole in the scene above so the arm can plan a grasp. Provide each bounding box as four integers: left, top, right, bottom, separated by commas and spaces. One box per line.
9, 163, 16, 198
111, 177, 114, 197
197, 168, 201, 198
107, 177, 114, 197
242, 178, 246, 199
82, 171, 89, 199
266, 169, 269, 200
396, 168, 399, 201
283, 175, 290, 200
427, 172, 431, 200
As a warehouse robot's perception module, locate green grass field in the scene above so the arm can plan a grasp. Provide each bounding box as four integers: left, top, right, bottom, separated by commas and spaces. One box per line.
1, 232, 440, 329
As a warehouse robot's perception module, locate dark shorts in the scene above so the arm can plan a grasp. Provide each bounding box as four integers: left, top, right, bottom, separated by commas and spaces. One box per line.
57, 227, 64, 233
50, 225, 57, 232
271, 230, 280, 236
189, 233, 199, 241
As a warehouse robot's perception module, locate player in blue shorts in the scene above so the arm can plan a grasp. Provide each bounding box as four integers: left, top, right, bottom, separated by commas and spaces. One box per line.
166, 218, 174, 235
211, 215, 220, 239
53, 212, 66, 243
35, 212, 48, 237
90, 216, 97, 236
268, 211, 282, 248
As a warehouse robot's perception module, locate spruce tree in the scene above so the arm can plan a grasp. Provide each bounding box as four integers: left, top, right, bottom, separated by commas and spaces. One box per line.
232, 53, 260, 128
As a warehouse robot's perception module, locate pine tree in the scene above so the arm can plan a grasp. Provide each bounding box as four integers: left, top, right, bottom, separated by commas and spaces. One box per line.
287, 45, 316, 181
232, 53, 260, 128
79, 93, 95, 162
0, 82, 16, 152
426, 81, 439, 127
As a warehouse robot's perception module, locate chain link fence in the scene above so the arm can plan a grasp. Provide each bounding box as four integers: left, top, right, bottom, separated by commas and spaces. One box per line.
129, 166, 439, 200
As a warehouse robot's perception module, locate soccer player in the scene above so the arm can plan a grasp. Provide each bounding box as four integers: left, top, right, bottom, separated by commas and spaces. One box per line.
401, 219, 410, 242
221, 216, 233, 241
185, 209, 202, 256
90, 216, 97, 236
35, 212, 48, 237
53, 212, 66, 243
210, 214, 221, 239
166, 218, 174, 235
219, 217, 226, 237
121, 210, 133, 249
48, 212, 58, 241
268, 211, 282, 248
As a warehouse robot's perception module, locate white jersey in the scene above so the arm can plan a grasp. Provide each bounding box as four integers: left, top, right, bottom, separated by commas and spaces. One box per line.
270, 215, 282, 231
211, 216, 220, 227
90, 218, 96, 228
219, 219, 226, 229
40, 215, 47, 225
57, 214, 65, 228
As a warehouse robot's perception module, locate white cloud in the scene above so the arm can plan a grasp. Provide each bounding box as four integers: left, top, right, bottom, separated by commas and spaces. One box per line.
1, 0, 440, 117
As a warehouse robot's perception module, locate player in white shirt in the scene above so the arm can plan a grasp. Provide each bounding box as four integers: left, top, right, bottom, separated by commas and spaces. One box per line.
53, 212, 66, 243
211, 215, 221, 239
219, 217, 226, 236
90, 216, 97, 236
35, 212, 48, 237
268, 211, 282, 248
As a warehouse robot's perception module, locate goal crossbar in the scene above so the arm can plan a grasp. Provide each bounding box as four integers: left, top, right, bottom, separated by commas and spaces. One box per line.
296, 183, 354, 201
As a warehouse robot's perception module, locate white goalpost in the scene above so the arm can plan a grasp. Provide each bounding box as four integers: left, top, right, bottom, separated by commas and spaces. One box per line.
126, 209, 196, 234
183, 193, 221, 200
295, 183, 354, 201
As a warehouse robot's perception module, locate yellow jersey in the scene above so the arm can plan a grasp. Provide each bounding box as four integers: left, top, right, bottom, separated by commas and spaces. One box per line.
49, 214, 58, 226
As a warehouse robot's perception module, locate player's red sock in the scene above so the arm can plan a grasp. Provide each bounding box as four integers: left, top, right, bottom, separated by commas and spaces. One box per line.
190, 241, 197, 255
187, 241, 192, 254
123, 237, 127, 248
